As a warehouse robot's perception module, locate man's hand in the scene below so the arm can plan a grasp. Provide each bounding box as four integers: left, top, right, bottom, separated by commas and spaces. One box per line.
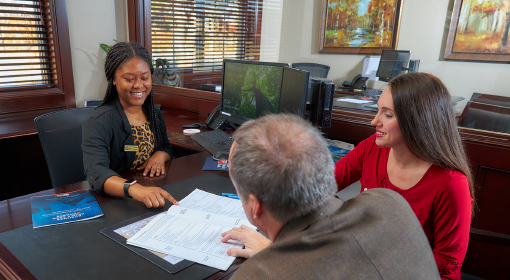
136, 151, 170, 177
129, 184, 178, 208
220, 225, 271, 258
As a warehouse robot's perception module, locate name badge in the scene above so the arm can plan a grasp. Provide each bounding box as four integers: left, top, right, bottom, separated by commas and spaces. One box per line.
124, 145, 138, 152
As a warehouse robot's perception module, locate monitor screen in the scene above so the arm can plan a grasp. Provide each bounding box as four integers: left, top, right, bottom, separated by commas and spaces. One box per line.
221, 59, 287, 125
279, 68, 309, 118
376, 50, 411, 82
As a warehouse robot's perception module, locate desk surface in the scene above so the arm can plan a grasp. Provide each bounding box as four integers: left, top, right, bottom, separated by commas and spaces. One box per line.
0, 108, 241, 280
0, 152, 240, 280
333, 93, 465, 113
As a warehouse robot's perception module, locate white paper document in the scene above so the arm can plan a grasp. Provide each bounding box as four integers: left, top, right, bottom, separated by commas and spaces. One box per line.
362, 57, 380, 81
336, 98, 372, 104
127, 189, 256, 271
113, 214, 184, 265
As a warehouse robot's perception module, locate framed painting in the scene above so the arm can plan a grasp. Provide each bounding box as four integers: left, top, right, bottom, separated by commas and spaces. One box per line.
319, 0, 404, 54
445, 0, 510, 62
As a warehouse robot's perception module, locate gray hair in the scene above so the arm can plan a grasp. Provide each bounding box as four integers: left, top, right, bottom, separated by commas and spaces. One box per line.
229, 114, 336, 222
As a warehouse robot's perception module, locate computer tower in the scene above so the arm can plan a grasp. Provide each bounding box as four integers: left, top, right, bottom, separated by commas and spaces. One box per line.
305, 77, 332, 103
310, 79, 335, 128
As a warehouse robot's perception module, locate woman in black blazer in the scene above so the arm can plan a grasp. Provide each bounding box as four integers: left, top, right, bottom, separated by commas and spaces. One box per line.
82, 42, 178, 208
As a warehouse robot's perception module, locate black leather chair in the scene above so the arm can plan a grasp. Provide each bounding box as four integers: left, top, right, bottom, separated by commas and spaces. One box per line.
291, 63, 330, 78
458, 93, 510, 134
35, 107, 95, 188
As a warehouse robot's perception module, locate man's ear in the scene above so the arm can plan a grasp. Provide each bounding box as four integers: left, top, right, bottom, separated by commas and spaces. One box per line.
248, 194, 263, 220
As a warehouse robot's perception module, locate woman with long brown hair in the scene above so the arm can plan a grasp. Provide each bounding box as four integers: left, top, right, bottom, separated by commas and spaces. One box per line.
335, 72, 473, 279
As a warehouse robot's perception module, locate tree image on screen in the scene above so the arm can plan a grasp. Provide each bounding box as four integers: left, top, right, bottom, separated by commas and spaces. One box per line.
223, 63, 282, 119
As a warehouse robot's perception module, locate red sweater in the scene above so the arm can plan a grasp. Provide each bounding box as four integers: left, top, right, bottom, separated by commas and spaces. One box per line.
335, 134, 472, 280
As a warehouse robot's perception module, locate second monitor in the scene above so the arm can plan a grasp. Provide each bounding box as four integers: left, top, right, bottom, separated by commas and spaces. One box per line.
376, 50, 411, 82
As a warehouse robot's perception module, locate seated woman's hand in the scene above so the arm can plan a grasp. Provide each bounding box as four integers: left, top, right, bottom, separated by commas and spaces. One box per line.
137, 151, 171, 177
129, 184, 178, 208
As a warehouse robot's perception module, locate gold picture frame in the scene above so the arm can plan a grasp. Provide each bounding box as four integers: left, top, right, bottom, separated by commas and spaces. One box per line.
319, 0, 404, 54
445, 0, 510, 62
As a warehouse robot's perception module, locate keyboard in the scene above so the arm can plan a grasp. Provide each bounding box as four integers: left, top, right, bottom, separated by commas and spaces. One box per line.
191, 129, 233, 155
362, 89, 383, 97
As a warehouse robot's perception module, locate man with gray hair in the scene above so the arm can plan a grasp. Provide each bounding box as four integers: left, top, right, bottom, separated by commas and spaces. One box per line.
221, 114, 439, 279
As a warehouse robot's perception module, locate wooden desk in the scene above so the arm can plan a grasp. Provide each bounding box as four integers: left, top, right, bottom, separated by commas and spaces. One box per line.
0, 108, 242, 280
0, 151, 242, 280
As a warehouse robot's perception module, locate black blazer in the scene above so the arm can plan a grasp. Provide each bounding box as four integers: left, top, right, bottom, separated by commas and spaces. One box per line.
82, 98, 173, 195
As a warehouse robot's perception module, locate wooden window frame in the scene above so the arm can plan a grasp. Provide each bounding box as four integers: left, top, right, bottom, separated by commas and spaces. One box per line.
0, 0, 75, 138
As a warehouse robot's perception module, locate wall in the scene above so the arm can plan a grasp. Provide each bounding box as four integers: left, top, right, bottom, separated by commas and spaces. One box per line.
259, 0, 284, 62
279, 0, 510, 109
66, 0, 128, 107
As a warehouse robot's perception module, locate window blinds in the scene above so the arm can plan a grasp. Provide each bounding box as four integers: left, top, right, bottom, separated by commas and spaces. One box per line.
0, 0, 54, 90
151, 0, 262, 73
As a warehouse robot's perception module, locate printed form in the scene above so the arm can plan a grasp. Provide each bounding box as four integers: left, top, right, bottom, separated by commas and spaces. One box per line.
127, 189, 256, 270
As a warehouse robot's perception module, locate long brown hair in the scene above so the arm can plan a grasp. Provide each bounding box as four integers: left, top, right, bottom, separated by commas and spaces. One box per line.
389, 72, 475, 212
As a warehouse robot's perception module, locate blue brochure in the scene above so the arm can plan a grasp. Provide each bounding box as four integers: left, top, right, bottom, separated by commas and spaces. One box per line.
31, 189, 104, 228
326, 139, 355, 163
202, 157, 229, 171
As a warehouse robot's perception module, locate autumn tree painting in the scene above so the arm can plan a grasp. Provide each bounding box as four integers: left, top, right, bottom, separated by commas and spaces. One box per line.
453, 0, 510, 53
323, 0, 400, 49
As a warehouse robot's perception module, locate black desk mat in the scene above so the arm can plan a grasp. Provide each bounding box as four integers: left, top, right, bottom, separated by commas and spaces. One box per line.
100, 212, 194, 274
0, 173, 235, 280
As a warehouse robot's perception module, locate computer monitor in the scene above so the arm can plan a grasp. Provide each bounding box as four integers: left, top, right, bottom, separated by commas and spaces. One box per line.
376, 50, 411, 82
279, 67, 309, 118
221, 59, 288, 125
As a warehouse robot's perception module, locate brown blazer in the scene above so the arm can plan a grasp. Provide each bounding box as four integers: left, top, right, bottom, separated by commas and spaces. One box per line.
231, 189, 440, 280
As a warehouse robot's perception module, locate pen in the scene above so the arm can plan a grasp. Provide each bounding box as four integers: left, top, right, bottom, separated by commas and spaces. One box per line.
222, 193, 239, 199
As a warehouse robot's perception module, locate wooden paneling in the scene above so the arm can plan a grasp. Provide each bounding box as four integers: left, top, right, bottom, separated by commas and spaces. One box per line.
463, 240, 510, 280
0, 0, 75, 139
0, 88, 65, 116
127, 0, 152, 52
153, 84, 220, 119
48, 0, 76, 108
322, 109, 374, 144
460, 137, 510, 279
473, 167, 510, 234
0, 107, 64, 139
178, 70, 222, 90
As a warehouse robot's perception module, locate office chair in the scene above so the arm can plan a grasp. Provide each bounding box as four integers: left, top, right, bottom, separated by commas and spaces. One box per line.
458, 93, 510, 134
35, 107, 95, 188
291, 63, 330, 78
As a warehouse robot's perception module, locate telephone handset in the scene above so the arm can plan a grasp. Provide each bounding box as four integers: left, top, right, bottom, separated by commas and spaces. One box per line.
350, 74, 368, 89
205, 105, 228, 130
342, 74, 368, 90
